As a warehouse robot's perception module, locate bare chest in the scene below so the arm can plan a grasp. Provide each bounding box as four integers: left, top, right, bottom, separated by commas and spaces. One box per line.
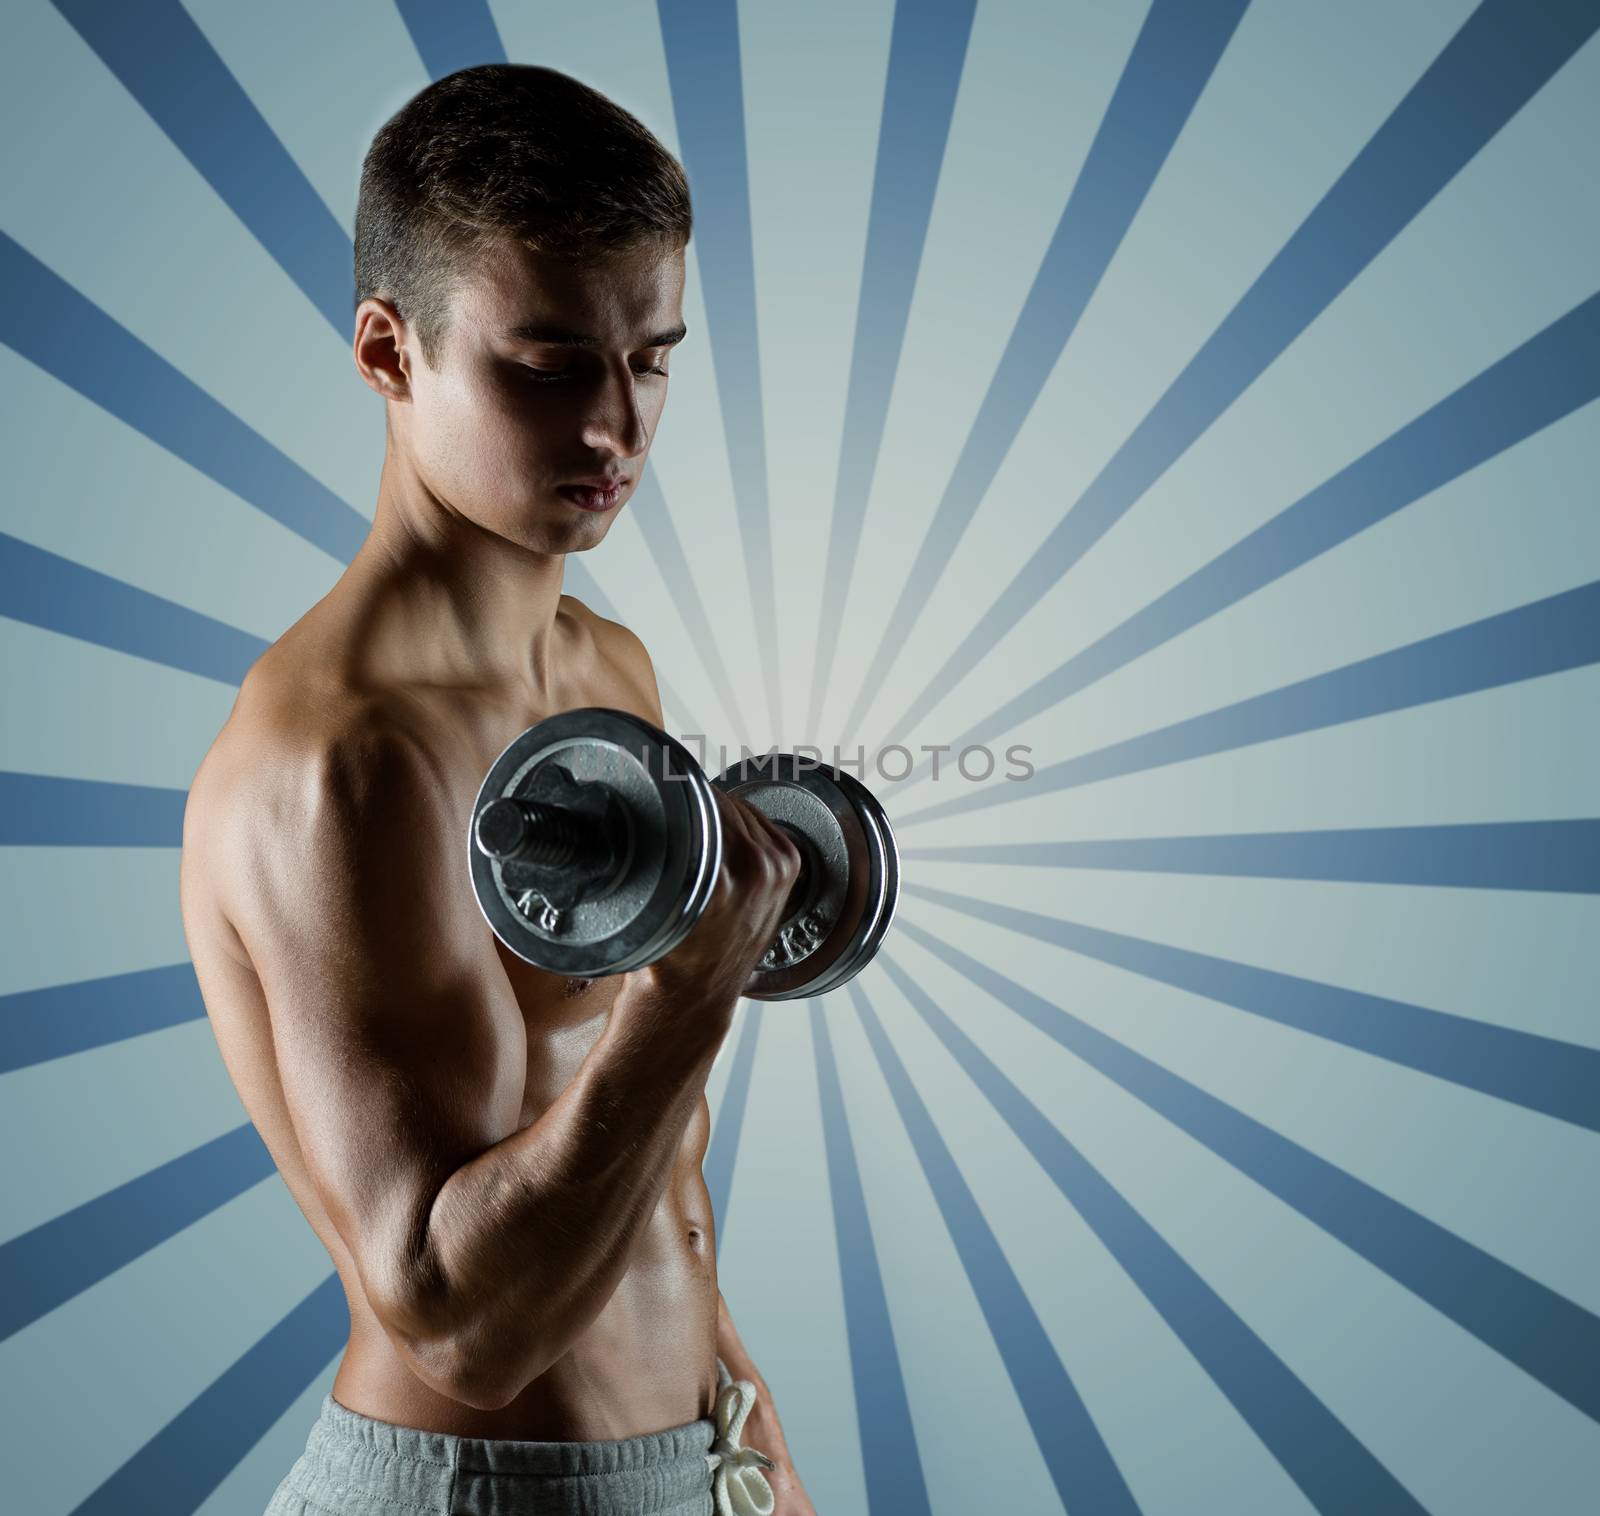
403, 684, 675, 1124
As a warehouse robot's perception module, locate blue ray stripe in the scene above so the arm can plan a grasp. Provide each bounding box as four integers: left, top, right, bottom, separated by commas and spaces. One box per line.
68, 1271, 346, 1516
878, 954, 1427, 1514
705, 1002, 765, 1258
902, 819, 1600, 894
0, 549, 699, 799
1, 963, 204, 1073
0, 772, 186, 847
872, 0, 1600, 750
896, 920, 1600, 1422
395, 0, 506, 79
0, 1125, 274, 1342
803, 0, 979, 740
51, 0, 354, 336
630, 470, 751, 739
0, 531, 268, 685
0, 233, 367, 564
838, 0, 1249, 744
561, 559, 706, 738
657, 0, 782, 734
848, 980, 1141, 1512
905, 882, 1600, 1132
900, 578, 1600, 829
810, 1003, 933, 1515
898, 293, 1600, 792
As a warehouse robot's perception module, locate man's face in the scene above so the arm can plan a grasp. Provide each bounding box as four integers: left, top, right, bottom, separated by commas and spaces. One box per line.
393, 237, 686, 553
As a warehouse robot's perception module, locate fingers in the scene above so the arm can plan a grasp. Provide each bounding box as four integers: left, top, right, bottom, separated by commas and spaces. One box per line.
715, 788, 801, 876
711, 789, 802, 916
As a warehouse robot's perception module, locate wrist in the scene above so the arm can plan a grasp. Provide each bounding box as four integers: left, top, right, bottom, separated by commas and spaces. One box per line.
596, 975, 730, 1089
624, 964, 737, 1041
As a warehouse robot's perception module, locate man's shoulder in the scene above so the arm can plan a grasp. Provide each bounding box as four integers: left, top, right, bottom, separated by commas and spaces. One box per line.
236, 642, 410, 754
560, 593, 645, 652
559, 595, 657, 690
191, 651, 440, 848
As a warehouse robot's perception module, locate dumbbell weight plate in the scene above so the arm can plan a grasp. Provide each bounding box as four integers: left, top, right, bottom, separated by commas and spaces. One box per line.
796, 766, 898, 998
470, 708, 719, 977
713, 754, 900, 1000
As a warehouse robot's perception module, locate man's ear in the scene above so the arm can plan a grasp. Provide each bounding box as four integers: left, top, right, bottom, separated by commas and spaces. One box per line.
353, 296, 413, 402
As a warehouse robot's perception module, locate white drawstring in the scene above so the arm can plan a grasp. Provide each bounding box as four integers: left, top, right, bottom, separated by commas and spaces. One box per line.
705, 1357, 777, 1516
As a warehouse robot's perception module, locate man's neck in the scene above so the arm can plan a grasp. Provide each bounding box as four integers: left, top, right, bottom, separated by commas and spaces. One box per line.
346, 463, 569, 698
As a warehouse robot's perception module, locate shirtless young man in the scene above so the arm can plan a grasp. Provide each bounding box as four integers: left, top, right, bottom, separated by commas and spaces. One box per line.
179, 65, 815, 1516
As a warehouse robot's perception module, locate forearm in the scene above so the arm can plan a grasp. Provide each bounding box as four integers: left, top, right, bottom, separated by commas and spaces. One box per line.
407, 971, 733, 1408
716, 1290, 796, 1465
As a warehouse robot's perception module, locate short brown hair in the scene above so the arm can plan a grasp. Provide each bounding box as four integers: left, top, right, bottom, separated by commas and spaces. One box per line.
354, 64, 692, 366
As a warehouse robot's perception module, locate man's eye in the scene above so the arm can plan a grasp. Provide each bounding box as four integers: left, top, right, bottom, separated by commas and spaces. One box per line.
522, 363, 667, 383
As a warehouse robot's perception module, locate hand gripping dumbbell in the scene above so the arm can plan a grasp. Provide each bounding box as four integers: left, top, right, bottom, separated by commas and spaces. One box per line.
467, 708, 899, 999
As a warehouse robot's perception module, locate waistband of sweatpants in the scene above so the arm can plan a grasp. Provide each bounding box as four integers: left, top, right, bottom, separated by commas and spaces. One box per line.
293, 1391, 718, 1512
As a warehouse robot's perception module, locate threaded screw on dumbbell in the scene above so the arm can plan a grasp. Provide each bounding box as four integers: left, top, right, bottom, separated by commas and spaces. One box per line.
475, 797, 611, 870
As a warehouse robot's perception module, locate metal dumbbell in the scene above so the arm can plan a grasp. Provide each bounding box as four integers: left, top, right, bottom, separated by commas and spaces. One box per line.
467, 708, 899, 1000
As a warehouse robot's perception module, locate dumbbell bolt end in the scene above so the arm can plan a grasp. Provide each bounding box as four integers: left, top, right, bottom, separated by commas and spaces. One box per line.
475, 797, 611, 870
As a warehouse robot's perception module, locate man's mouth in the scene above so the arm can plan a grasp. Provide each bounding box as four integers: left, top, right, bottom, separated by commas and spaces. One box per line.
556, 481, 626, 511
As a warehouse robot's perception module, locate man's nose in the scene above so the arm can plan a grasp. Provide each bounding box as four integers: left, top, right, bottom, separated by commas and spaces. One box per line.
580, 365, 649, 457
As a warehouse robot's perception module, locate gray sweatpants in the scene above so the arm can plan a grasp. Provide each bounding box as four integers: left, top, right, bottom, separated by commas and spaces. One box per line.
263, 1390, 719, 1515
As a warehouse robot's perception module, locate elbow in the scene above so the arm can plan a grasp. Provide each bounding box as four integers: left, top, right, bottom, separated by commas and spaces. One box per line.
440, 1357, 519, 1414
362, 1220, 568, 1412
376, 1282, 550, 1413
429, 1312, 557, 1412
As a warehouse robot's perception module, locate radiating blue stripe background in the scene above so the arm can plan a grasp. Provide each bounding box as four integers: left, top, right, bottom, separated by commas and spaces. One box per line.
2, 1, 1596, 1513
